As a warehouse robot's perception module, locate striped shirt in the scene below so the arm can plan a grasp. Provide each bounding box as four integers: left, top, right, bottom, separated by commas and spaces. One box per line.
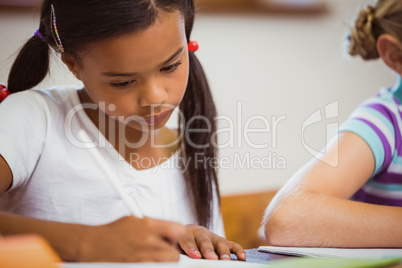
339, 76, 402, 207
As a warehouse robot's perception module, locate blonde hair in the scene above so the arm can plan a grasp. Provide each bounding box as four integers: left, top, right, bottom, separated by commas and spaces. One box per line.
348, 0, 402, 60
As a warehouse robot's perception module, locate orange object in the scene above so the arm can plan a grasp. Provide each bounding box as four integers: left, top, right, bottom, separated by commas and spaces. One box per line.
0, 234, 61, 268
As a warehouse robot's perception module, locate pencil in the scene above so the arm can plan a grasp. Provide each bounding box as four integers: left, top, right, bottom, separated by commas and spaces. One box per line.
77, 129, 144, 218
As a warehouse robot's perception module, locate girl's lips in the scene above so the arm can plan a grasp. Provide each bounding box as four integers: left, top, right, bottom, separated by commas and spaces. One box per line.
141, 109, 173, 125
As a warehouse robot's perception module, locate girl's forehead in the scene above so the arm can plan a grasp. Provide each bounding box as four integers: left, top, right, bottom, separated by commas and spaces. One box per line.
80, 11, 186, 71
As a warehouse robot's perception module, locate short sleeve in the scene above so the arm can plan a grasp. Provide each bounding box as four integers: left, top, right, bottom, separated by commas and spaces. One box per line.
338, 98, 399, 176
0, 91, 48, 190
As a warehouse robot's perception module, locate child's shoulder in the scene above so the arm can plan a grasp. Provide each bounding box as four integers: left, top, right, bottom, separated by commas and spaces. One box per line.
3, 85, 80, 105
33, 85, 82, 106
358, 86, 401, 112
0, 86, 82, 122
8, 86, 81, 111
369, 77, 402, 107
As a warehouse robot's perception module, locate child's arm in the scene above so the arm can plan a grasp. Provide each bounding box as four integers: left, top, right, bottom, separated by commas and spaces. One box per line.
1, 155, 244, 261
0, 212, 187, 262
263, 132, 402, 248
0, 156, 186, 262
0, 155, 12, 193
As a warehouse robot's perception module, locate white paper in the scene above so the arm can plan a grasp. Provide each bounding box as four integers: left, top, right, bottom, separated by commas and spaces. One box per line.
258, 246, 402, 259
60, 254, 267, 268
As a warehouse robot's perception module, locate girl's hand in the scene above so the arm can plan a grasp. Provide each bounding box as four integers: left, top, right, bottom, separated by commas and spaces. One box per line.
178, 224, 246, 261
79, 216, 186, 262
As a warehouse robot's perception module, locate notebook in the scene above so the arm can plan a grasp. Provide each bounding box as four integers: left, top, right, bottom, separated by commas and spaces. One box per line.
264, 257, 401, 268
258, 246, 402, 259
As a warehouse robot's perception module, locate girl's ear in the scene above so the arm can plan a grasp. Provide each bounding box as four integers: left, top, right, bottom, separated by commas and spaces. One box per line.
61, 54, 82, 80
377, 34, 402, 73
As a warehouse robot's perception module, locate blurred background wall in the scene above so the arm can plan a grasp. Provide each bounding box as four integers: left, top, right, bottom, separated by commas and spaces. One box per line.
0, 0, 396, 197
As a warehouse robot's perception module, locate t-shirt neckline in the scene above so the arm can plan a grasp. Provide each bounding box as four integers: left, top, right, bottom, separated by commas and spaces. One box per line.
69, 88, 180, 175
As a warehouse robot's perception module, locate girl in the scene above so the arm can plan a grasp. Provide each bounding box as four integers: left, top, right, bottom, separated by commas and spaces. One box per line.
0, 0, 246, 262
263, 0, 402, 248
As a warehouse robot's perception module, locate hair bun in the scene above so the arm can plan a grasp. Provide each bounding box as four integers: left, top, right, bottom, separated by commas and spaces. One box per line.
348, 5, 380, 60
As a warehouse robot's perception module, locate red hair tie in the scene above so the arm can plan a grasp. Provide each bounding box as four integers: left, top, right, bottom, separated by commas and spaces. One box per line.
0, 84, 10, 102
188, 41, 199, 52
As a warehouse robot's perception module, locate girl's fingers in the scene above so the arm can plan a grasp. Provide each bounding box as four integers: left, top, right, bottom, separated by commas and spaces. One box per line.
229, 241, 246, 261
215, 239, 232, 260
195, 234, 219, 260
180, 225, 244, 262
178, 234, 202, 259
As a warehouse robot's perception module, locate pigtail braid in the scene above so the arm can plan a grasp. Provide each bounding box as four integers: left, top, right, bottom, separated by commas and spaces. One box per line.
179, 51, 219, 228
7, 36, 50, 93
7, 2, 52, 93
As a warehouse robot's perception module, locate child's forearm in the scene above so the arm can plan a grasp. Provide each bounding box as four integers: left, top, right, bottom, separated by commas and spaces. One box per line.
0, 212, 87, 261
0, 213, 186, 262
264, 191, 402, 248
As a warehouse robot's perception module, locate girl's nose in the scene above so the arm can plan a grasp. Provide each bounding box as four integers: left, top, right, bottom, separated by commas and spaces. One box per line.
138, 79, 168, 107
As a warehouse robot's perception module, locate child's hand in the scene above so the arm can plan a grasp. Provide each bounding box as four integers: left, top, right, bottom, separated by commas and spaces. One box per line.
79, 216, 186, 262
178, 224, 246, 261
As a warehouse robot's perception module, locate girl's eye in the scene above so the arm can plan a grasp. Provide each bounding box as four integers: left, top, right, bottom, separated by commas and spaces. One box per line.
161, 61, 182, 72
110, 80, 134, 88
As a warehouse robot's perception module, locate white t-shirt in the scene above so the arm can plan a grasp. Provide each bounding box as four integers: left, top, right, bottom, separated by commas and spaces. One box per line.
0, 87, 224, 236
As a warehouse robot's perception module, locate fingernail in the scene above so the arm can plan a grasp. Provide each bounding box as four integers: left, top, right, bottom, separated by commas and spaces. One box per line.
221, 254, 230, 260
189, 249, 202, 259
205, 249, 218, 258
